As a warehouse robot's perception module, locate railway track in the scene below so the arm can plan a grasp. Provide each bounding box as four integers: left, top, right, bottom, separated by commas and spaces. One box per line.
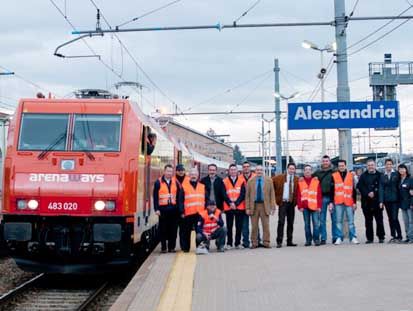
0, 273, 110, 311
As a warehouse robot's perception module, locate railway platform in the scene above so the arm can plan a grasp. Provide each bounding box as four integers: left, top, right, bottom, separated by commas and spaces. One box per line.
111, 211, 413, 311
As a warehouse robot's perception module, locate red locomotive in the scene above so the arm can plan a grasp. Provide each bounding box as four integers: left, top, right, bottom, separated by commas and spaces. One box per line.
1, 90, 229, 273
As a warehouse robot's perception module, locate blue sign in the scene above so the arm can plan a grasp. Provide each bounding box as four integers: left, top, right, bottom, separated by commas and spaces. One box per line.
288, 101, 399, 130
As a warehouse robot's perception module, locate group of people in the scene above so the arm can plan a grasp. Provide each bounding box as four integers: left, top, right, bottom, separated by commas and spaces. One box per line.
153, 155, 413, 254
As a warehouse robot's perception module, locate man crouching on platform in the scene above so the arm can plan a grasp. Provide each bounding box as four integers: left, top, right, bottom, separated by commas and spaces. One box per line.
196, 201, 227, 254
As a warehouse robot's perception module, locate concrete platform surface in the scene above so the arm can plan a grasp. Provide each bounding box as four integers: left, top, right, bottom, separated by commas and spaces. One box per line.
113, 208, 413, 311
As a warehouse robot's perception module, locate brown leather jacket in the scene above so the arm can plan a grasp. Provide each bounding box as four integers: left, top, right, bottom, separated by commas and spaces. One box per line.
272, 174, 298, 206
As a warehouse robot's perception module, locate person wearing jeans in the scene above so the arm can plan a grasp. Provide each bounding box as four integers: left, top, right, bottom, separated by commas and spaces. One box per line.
240, 161, 256, 248
398, 164, 413, 243
297, 165, 322, 246
314, 155, 337, 244
332, 160, 359, 245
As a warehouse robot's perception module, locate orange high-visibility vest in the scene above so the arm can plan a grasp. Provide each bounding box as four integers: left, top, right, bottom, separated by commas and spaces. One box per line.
223, 177, 246, 211
158, 177, 177, 206
298, 178, 320, 211
199, 209, 221, 236
332, 171, 354, 206
182, 180, 205, 216
240, 172, 256, 186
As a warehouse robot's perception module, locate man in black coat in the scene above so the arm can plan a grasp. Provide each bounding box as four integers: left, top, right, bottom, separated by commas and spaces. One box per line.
379, 159, 402, 242
357, 159, 385, 243
200, 164, 227, 211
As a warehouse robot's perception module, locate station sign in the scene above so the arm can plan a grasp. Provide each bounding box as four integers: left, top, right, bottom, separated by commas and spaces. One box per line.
288, 101, 399, 130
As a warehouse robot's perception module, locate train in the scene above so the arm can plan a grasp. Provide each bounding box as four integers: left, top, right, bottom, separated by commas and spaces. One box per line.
1, 90, 231, 273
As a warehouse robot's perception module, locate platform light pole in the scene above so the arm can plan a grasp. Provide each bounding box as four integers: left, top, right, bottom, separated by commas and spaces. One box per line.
302, 40, 336, 156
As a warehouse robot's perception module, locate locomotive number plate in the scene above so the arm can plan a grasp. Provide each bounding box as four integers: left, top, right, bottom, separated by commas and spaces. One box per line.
47, 202, 78, 211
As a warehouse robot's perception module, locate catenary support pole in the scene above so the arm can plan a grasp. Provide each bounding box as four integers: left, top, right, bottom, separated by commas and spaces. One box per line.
334, 0, 353, 169
274, 59, 282, 174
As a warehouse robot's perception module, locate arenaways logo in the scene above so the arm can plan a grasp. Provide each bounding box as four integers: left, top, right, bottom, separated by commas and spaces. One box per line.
29, 173, 105, 183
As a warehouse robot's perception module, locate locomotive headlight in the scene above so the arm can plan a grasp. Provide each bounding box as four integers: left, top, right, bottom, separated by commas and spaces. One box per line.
27, 199, 39, 210
94, 200, 106, 211
105, 201, 116, 211
17, 200, 27, 210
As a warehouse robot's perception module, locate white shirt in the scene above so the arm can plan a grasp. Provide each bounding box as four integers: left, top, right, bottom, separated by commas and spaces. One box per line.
282, 174, 294, 201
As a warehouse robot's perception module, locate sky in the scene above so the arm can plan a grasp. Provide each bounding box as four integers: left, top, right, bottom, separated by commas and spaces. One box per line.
1, 0, 413, 162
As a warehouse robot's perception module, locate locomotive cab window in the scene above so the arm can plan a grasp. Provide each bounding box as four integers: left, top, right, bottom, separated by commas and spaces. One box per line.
141, 126, 157, 156
72, 114, 122, 152
18, 113, 69, 151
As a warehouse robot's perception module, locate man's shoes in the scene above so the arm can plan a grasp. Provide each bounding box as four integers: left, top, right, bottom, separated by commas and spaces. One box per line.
403, 239, 410, 244
314, 241, 321, 246
217, 248, 225, 252
251, 245, 258, 249
388, 238, 396, 243
182, 249, 190, 253
305, 242, 311, 247
351, 238, 360, 245
276, 243, 282, 248
408, 240, 413, 244
379, 239, 385, 244
258, 243, 265, 248
242, 244, 250, 249
320, 240, 326, 245
225, 245, 233, 250
332, 239, 337, 244
365, 240, 373, 244
235, 245, 240, 249
168, 249, 176, 253
263, 244, 272, 248
334, 238, 342, 245
161, 249, 167, 254
287, 242, 297, 247
394, 238, 402, 244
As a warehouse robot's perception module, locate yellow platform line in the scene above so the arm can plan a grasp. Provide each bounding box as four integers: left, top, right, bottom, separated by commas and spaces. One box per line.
156, 232, 197, 311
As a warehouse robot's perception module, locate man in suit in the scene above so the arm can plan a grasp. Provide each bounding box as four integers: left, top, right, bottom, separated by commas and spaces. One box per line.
357, 159, 385, 243
379, 158, 402, 243
273, 163, 299, 248
200, 164, 227, 211
246, 165, 277, 248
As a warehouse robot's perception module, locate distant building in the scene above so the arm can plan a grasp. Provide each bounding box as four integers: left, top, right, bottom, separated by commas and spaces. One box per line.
165, 120, 233, 163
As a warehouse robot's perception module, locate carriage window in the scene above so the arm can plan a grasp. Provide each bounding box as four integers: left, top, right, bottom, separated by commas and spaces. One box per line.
72, 114, 122, 152
18, 113, 69, 151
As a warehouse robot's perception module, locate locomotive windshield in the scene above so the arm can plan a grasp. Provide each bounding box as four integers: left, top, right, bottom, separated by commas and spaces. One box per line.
18, 113, 69, 151
72, 114, 122, 152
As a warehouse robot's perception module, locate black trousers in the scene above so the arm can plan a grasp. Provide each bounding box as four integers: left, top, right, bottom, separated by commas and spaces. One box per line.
196, 227, 227, 249
384, 201, 402, 239
362, 201, 385, 241
179, 214, 199, 252
225, 210, 244, 247
277, 202, 295, 244
159, 209, 179, 251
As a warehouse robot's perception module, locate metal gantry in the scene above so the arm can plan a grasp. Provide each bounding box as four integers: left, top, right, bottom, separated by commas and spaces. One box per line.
369, 53, 413, 160
58, 0, 413, 169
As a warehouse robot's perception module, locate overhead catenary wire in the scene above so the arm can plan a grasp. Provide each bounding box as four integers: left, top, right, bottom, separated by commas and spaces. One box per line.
227, 71, 272, 113
347, 4, 413, 50
88, 0, 182, 112
185, 69, 272, 112
233, 0, 262, 24
349, 18, 411, 57
0, 64, 51, 94
49, 0, 157, 109
116, 0, 183, 29
349, 0, 361, 17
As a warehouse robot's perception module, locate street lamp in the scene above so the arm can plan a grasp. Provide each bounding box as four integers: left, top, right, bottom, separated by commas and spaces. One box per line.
274, 92, 300, 171
302, 40, 336, 156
